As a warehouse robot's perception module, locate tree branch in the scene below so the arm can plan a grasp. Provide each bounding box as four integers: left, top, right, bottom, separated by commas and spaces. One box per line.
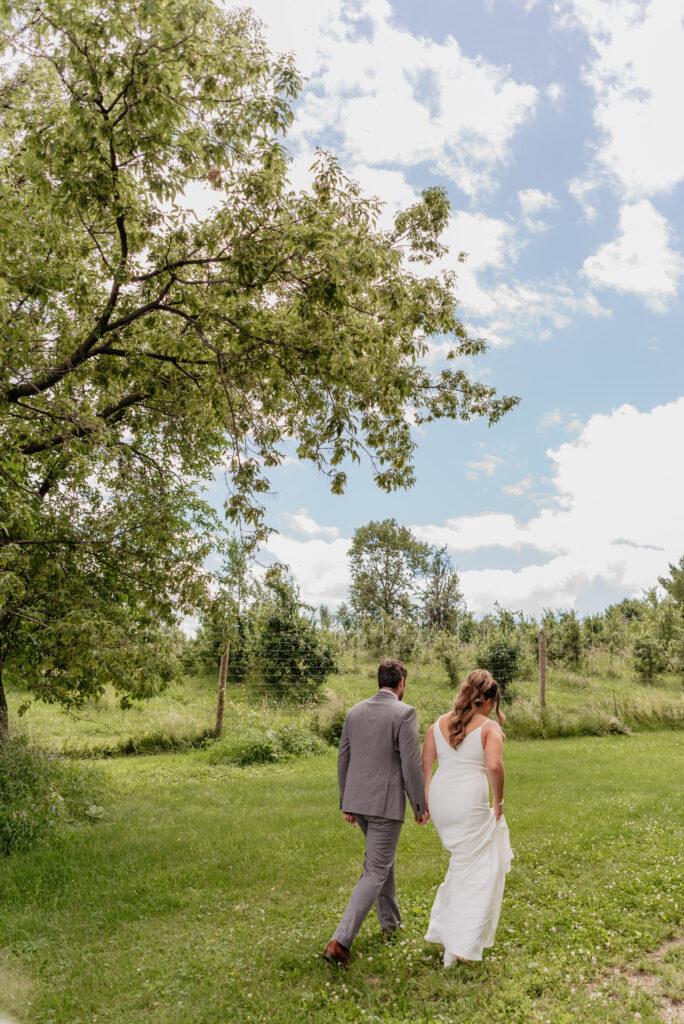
21, 391, 148, 456
6, 280, 175, 403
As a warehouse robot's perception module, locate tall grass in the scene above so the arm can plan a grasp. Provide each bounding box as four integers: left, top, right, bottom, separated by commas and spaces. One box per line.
0, 736, 103, 855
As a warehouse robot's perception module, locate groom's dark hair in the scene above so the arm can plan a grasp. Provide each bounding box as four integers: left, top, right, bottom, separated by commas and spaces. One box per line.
378, 658, 407, 690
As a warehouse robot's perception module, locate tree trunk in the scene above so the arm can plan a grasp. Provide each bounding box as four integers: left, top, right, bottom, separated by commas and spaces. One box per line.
0, 667, 8, 742
215, 642, 230, 739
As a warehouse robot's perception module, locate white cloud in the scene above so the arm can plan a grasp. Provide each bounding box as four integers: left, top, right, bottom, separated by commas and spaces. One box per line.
517, 188, 559, 234
239, 0, 343, 77
282, 508, 340, 540
463, 277, 609, 348
581, 200, 684, 312
562, 0, 684, 199
427, 211, 609, 349
243, 0, 538, 198
537, 409, 583, 433
465, 454, 503, 479
568, 177, 598, 222
545, 82, 564, 104
502, 476, 534, 497
538, 409, 564, 430
412, 397, 684, 614
265, 532, 351, 608
348, 164, 419, 228
518, 188, 558, 217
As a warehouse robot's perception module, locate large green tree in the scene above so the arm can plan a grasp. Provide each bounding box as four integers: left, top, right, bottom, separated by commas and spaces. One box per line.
422, 546, 464, 632
348, 519, 431, 621
0, 0, 518, 735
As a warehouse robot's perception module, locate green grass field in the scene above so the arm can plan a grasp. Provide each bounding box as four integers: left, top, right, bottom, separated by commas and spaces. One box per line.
1, 731, 682, 1024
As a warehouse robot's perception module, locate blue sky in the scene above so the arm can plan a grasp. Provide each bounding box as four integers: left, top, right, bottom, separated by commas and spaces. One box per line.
214, 0, 684, 617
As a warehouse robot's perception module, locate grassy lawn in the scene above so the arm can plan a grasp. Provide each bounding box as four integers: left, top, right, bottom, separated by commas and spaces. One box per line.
1, 732, 682, 1024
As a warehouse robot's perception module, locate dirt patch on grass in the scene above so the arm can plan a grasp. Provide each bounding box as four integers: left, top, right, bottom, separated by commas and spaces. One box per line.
624, 935, 684, 1023
0, 954, 33, 1022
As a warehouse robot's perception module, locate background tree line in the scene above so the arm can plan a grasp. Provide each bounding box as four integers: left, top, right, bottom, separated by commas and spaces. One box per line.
188, 519, 684, 703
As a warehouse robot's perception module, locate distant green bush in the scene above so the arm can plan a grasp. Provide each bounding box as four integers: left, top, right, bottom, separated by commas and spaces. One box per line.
275, 724, 328, 756
668, 630, 684, 678
632, 633, 669, 682
432, 632, 462, 686
310, 694, 348, 746
476, 628, 522, 699
256, 607, 338, 701
204, 723, 328, 766
0, 736, 103, 855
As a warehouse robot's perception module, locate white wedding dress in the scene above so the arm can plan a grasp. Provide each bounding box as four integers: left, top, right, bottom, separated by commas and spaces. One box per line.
425, 720, 513, 964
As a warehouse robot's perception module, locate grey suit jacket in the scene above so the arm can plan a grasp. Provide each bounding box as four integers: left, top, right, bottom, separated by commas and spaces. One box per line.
337, 690, 425, 822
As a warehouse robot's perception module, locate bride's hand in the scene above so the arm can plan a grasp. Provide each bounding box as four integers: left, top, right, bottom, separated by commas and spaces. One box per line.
493, 800, 504, 820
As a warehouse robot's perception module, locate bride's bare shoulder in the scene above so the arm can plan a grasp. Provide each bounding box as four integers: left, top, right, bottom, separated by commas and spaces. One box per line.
481, 718, 504, 742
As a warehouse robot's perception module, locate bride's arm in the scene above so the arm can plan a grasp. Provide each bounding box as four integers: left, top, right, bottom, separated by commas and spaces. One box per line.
421, 725, 437, 812
483, 724, 505, 819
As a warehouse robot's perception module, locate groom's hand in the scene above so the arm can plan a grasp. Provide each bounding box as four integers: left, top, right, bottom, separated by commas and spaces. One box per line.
343, 813, 357, 827
415, 811, 430, 825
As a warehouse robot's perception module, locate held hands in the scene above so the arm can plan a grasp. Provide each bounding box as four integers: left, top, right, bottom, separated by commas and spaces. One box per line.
343, 811, 431, 825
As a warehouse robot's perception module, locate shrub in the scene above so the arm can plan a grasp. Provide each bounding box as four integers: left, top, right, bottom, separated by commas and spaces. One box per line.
667, 629, 684, 678
204, 723, 327, 766
311, 694, 348, 746
0, 736, 102, 855
274, 724, 328, 757
360, 614, 421, 661
558, 611, 583, 668
632, 633, 669, 682
432, 632, 462, 686
206, 728, 282, 766
476, 628, 522, 700
255, 608, 338, 701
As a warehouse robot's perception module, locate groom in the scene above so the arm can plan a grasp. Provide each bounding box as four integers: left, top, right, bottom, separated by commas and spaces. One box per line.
323, 658, 429, 967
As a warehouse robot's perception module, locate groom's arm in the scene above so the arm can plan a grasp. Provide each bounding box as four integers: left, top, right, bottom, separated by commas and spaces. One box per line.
337, 718, 351, 811
398, 707, 427, 820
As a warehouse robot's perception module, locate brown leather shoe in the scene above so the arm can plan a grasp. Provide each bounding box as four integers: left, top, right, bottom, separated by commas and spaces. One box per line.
322, 939, 350, 967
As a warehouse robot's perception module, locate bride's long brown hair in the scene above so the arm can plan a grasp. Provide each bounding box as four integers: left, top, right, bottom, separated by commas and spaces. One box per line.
446, 669, 505, 750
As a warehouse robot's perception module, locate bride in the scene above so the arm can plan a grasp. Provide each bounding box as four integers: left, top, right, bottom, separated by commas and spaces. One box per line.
422, 669, 513, 965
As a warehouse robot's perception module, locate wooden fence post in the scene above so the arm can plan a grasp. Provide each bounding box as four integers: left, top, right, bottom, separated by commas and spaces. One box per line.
538, 629, 546, 708
215, 641, 230, 739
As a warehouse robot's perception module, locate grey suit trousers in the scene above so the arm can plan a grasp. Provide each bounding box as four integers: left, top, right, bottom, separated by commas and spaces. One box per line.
332, 815, 404, 949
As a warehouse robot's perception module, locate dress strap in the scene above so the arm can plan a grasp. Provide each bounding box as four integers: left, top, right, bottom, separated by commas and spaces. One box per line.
433, 717, 449, 752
